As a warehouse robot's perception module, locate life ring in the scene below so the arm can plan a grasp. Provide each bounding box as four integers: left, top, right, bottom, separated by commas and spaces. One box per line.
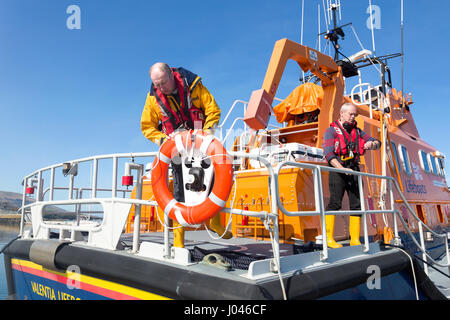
151, 130, 233, 226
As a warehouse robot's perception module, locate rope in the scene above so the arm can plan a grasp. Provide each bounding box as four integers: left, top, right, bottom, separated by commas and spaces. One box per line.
381, 242, 420, 300
413, 254, 450, 280
396, 246, 419, 300
265, 218, 287, 300
204, 171, 238, 240
349, 24, 382, 76
265, 185, 287, 300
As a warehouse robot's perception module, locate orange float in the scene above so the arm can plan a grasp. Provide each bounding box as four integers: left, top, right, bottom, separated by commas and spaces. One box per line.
151, 130, 233, 226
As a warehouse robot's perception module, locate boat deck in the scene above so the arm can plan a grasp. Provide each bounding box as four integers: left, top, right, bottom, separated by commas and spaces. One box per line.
428, 254, 450, 299
118, 230, 450, 299
119, 230, 322, 267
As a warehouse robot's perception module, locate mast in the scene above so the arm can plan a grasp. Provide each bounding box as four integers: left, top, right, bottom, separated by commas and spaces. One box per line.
326, 1, 342, 61
401, 0, 405, 118
368, 0, 377, 57
320, 0, 352, 63
318, 3, 321, 52
300, 0, 305, 83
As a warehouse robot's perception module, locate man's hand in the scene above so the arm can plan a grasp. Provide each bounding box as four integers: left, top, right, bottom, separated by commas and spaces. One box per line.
168, 131, 178, 139
167, 129, 188, 140
204, 127, 215, 135
158, 132, 176, 145
364, 140, 380, 150
330, 158, 353, 176
341, 167, 354, 176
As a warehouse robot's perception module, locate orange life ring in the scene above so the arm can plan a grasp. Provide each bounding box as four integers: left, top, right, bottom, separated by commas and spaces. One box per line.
151, 130, 233, 226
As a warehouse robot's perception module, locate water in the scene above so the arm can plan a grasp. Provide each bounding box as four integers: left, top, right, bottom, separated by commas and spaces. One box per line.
0, 224, 20, 300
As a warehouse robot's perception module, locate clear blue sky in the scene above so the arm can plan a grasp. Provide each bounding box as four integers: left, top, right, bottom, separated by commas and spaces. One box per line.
0, 0, 449, 193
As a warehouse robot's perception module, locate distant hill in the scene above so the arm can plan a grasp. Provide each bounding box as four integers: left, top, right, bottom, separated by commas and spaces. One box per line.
0, 191, 32, 214
0, 191, 70, 218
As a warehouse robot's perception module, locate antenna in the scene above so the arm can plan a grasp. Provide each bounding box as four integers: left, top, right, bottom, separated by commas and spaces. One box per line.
300, 0, 305, 83
323, 0, 345, 61
300, 0, 304, 46
322, 0, 329, 32
338, 0, 342, 20
327, 0, 331, 24
368, 0, 377, 56
318, 3, 321, 52
327, 0, 342, 25
401, 0, 405, 118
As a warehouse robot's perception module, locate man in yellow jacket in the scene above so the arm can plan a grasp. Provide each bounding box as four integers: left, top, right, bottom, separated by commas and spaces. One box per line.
141, 63, 232, 244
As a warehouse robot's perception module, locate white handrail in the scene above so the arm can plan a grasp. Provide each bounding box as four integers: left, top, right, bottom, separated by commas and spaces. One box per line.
18, 148, 450, 270
217, 100, 248, 129
350, 83, 390, 119
273, 160, 449, 265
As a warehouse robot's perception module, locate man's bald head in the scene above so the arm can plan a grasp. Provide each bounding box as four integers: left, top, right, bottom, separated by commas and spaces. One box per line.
149, 62, 172, 77
340, 103, 357, 114
149, 62, 176, 95
339, 103, 358, 124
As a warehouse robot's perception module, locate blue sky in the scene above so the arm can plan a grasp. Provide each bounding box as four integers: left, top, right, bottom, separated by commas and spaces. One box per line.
0, 0, 449, 193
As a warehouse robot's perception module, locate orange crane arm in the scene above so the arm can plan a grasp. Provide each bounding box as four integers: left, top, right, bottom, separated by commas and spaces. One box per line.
243, 38, 345, 148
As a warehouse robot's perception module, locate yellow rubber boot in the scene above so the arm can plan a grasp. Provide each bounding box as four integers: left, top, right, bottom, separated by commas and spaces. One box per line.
209, 214, 233, 239
173, 221, 185, 248
325, 215, 343, 248
349, 216, 362, 246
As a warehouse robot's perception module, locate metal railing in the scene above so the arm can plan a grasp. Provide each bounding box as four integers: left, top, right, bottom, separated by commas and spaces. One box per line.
350, 83, 390, 119
269, 160, 449, 270
274, 161, 397, 260
19, 152, 159, 250
272, 161, 450, 273
18, 144, 450, 274
216, 100, 248, 146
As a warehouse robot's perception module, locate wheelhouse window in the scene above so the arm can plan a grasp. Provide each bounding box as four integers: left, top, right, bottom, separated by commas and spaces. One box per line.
398, 144, 412, 176
418, 150, 430, 173
437, 157, 446, 177
390, 141, 400, 172
428, 153, 439, 176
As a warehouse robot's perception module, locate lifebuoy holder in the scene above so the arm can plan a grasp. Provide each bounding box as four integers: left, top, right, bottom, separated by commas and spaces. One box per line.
151, 130, 233, 226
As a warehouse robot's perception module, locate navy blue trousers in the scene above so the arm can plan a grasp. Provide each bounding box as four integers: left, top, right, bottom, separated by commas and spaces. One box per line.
325, 165, 362, 217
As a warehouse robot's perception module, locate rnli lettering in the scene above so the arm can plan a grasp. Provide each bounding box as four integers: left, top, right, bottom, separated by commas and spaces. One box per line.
30, 281, 81, 300
405, 180, 427, 194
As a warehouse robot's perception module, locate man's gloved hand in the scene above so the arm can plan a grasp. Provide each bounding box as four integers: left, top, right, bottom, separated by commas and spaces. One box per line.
364, 140, 381, 150
160, 128, 191, 145
159, 128, 215, 146
168, 131, 178, 139
203, 127, 215, 136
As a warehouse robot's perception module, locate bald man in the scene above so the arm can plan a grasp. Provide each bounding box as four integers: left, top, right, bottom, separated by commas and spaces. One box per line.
141, 63, 221, 145
322, 103, 381, 248
141, 63, 231, 242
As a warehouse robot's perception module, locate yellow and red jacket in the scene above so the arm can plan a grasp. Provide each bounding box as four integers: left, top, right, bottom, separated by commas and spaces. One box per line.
323, 120, 377, 165
141, 67, 221, 145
